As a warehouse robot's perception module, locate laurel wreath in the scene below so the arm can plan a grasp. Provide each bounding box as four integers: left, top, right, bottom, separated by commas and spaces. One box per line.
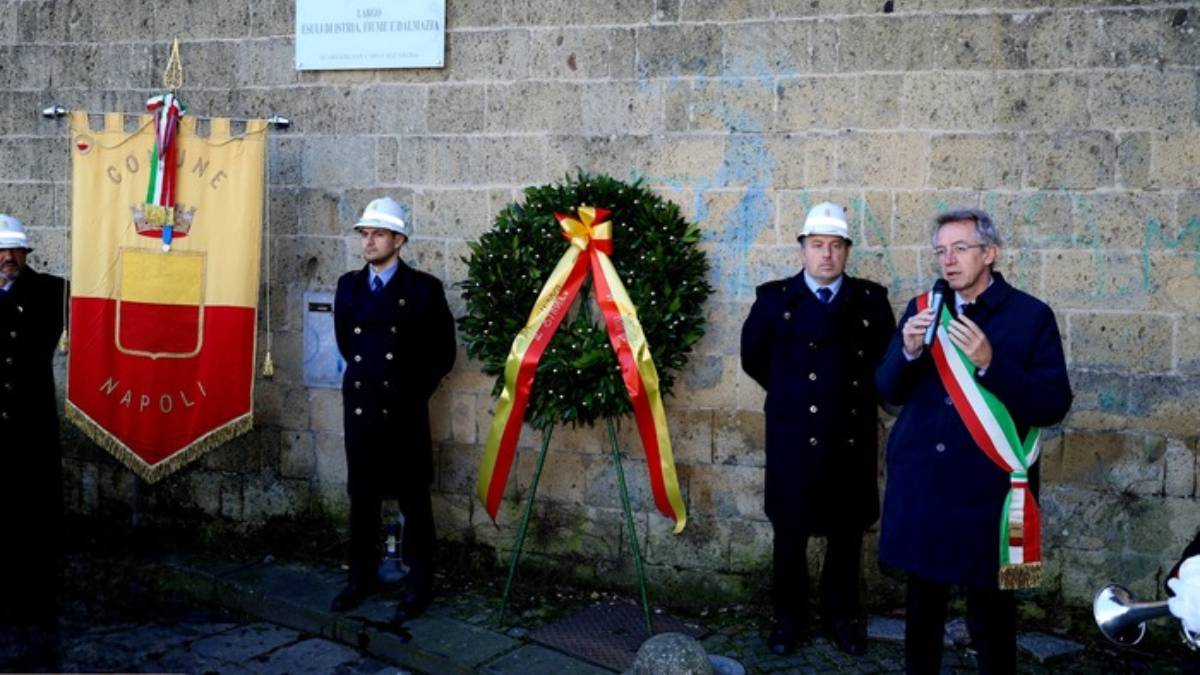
458, 173, 713, 430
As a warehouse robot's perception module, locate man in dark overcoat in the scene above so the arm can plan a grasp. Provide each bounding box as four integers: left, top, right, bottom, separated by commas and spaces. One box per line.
0, 214, 67, 671
741, 202, 895, 656
876, 208, 1072, 673
331, 197, 456, 624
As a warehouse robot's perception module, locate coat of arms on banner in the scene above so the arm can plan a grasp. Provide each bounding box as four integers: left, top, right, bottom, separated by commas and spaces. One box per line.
65, 109, 267, 482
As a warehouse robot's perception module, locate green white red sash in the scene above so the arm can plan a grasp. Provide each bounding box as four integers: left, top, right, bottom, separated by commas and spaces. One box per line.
145, 93, 186, 251
918, 291, 1042, 589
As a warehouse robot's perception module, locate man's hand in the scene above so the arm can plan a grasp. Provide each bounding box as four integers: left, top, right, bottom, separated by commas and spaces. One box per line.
901, 307, 936, 359
1169, 556, 1200, 635
946, 314, 992, 371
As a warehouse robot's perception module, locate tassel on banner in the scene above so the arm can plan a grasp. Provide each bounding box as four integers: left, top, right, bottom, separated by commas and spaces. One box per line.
261, 350, 275, 378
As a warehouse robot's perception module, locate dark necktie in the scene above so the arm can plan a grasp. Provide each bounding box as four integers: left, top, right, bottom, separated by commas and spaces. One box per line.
371, 276, 384, 294
816, 287, 832, 304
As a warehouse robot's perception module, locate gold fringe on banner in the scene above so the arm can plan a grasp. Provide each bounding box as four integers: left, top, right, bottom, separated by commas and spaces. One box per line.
998, 561, 1042, 590
65, 402, 253, 483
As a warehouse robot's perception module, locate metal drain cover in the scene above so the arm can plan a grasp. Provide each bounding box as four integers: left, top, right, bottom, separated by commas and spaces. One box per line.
529, 601, 706, 672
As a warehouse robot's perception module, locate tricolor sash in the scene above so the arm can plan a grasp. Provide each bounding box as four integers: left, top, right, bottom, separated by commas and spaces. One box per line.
918, 292, 1042, 589
476, 206, 687, 533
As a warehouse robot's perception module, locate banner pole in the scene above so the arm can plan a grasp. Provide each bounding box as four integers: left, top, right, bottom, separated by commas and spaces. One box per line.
497, 425, 554, 627
606, 418, 653, 637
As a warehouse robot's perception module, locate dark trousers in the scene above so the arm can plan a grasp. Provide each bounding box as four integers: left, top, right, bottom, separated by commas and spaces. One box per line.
904, 573, 1016, 675
772, 525, 863, 625
349, 486, 436, 598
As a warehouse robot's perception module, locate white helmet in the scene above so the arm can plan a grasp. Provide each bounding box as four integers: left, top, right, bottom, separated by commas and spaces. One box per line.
0, 214, 32, 251
353, 197, 411, 239
797, 201, 852, 244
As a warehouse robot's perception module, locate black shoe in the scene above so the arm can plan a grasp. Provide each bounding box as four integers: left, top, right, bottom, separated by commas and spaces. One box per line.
768, 621, 798, 655
331, 580, 376, 612
826, 618, 867, 656
391, 590, 432, 625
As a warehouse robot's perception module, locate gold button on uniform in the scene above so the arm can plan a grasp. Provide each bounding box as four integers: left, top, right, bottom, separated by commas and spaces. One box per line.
809, 405, 818, 413
783, 311, 791, 320
354, 381, 362, 389
354, 327, 362, 334
354, 407, 363, 416
809, 437, 818, 446
381, 408, 389, 416
808, 373, 817, 381
398, 299, 406, 306
385, 353, 394, 360
354, 355, 362, 362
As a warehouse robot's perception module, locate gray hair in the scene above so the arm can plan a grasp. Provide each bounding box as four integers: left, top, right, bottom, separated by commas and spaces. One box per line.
930, 208, 1001, 249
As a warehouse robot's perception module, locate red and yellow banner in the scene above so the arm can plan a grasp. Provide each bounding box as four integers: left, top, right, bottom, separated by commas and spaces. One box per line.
477, 206, 687, 533
66, 111, 266, 482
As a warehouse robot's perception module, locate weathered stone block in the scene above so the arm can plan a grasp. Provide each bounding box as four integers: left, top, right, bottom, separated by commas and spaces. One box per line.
581, 80, 663, 136
1164, 438, 1195, 498
480, 135, 551, 186
255, 380, 311, 431
893, 191, 981, 246
486, 81, 582, 133
776, 76, 859, 131
1090, 71, 1197, 132
645, 513, 726, 568
985, 190, 1072, 250
1115, 132, 1152, 189
392, 135, 483, 186
636, 24, 723, 78
1069, 312, 1172, 373
837, 15, 935, 72
692, 189, 777, 249
583, 455, 653, 512
1024, 131, 1116, 190
721, 20, 812, 77
1179, 314, 1200, 375
360, 85, 428, 135
857, 74, 903, 129
929, 133, 1022, 189
994, 72, 1090, 130
1077, 9, 1167, 68
933, 13, 1036, 70
271, 234, 347, 290
1150, 131, 1200, 189
425, 84, 485, 134
1063, 431, 1165, 495
665, 408, 714, 465
530, 27, 635, 79
152, 0, 249, 38
713, 409, 765, 467
644, 135, 727, 186
447, 29, 532, 81
447, 0, 503, 27
249, 0, 293, 37
314, 431, 347, 488
545, 134, 653, 180
436, 442, 481, 494
687, 464, 765, 520
528, 502, 625, 560
836, 132, 929, 189
693, 299, 749, 357
521, 448, 592, 503
308, 388, 342, 433
280, 431, 316, 479
1041, 251, 1150, 312
902, 73, 995, 131
234, 37, 295, 88
243, 479, 310, 522
301, 137, 374, 188
502, 0, 576, 25
1128, 376, 1200, 436
679, 354, 738, 409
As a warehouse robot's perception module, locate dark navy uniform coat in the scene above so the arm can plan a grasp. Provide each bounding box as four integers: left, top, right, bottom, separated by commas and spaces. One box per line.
0, 266, 66, 622
741, 273, 895, 534
876, 273, 1072, 588
334, 260, 455, 498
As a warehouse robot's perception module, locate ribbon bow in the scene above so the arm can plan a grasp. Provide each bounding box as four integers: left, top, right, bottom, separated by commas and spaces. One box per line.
476, 206, 687, 533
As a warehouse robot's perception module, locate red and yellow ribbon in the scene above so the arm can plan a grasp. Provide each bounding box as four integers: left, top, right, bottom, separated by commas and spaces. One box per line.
476, 206, 687, 534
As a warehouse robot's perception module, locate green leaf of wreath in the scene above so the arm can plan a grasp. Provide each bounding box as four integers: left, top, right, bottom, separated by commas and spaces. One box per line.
458, 172, 713, 430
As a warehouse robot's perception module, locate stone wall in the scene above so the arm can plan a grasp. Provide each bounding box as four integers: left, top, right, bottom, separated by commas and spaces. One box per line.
2, 0, 1198, 607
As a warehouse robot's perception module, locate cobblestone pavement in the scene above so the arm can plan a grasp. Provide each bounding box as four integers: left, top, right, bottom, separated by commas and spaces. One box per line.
3, 531, 1193, 673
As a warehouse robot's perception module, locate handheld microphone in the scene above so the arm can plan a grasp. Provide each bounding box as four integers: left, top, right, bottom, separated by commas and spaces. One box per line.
923, 279, 950, 348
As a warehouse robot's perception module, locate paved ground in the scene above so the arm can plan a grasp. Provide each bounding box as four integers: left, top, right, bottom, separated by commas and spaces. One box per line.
2, 523, 1192, 673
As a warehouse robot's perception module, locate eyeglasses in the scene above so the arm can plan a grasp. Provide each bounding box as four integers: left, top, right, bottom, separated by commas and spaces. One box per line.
933, 243, 988, 260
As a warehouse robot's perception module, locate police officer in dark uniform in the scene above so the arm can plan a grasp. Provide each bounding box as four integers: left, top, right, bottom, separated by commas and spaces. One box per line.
741, 202, 895, 656
331, 197, 456, 624
0, 214, 67, 671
